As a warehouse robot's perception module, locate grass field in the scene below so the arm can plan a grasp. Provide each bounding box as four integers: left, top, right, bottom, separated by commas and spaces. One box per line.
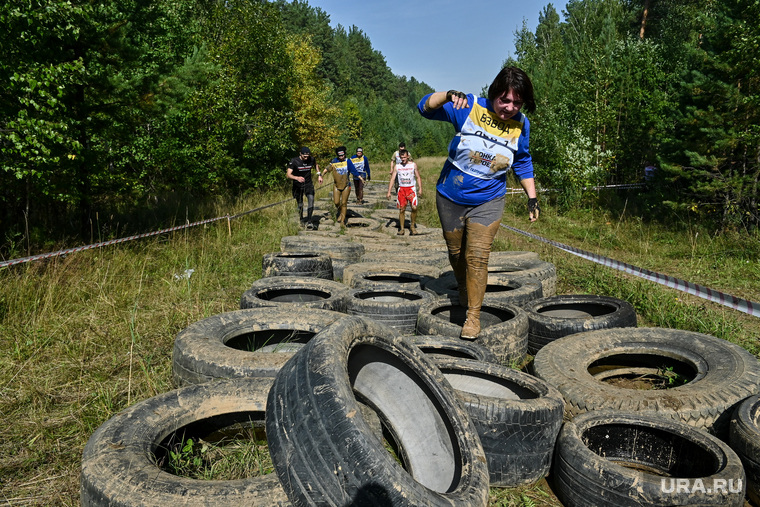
1, 156, 758, 505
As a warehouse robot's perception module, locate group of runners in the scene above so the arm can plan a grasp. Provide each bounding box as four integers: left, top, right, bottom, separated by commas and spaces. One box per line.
285, 143, 421, 234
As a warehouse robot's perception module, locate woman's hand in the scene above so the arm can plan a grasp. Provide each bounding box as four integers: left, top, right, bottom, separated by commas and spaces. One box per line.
424, 90, 469, 111
447, 90, 468, 109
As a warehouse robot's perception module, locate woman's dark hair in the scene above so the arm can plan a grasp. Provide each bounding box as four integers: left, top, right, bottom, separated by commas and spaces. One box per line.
487, 67, 536, 114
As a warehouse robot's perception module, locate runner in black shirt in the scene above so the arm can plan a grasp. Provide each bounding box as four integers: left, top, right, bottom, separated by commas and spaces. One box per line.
286, 147, 322, 229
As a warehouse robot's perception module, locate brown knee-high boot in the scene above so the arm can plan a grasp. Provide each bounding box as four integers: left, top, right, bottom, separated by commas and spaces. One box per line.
442, 228, 467, 307
461, 220, 500, 339
409, 209, 418, 235
397, 210, 405, 235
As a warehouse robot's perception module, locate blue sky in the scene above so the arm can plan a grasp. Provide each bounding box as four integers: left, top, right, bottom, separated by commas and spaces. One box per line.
303, 0, 568, 95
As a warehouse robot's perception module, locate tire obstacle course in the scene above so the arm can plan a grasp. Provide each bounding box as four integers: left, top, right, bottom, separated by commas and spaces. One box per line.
81, 190, 760, 506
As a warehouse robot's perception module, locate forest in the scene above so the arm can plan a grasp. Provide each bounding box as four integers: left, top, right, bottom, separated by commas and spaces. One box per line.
1, 0, 759, 256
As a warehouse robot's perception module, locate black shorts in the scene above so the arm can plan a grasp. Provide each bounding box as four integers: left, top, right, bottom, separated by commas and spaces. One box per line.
292, 182, 315, 200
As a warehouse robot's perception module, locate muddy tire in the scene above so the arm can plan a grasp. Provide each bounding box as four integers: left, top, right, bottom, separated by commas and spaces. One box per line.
489, 251, 541, 263
343, 261, 442, 290
406, 335, 499, 364
524, 294, 637, 354
554, 410, 746, 506
344, 230, 390, 241
280, 235, 365, 280
266, 316, 490, 506
81, 377, 289, 506
239, 276, 350, 312
262, 252, 333, 279
533, 327, 760, 436
416, 296, 529, 365
361, 249, 451, 268
434, 357, 565, 487
360, 236, 447, 254
172, 308, 347, 386
485, 258, 557, 297
424, 271, 543, 307
367, 208, 408, 222
280, 235, 365, 260
344, 287, 434, 335
729, 394, 760, 504
342, 216, 383, 231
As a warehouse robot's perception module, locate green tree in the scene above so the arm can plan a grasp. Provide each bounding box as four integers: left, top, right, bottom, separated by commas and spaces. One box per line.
658, 0, 760, 230
287, 36, 342, 158
188, 0, 297, 190
0, 0, 205, 237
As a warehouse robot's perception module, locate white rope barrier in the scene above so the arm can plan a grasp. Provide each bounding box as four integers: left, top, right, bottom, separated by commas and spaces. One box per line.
0, 182, 341, 269
500, 222, 760, 318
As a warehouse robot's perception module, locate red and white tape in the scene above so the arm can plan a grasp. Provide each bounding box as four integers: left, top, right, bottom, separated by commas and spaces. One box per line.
500, 223, 760, 318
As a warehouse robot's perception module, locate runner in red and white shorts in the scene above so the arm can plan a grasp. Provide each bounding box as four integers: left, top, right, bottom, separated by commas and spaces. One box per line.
386, 149, 422, 235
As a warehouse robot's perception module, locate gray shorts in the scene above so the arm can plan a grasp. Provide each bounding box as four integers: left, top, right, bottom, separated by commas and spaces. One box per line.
436, 192, 505, 232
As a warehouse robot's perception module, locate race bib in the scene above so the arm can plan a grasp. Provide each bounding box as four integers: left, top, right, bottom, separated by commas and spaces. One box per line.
449, 102, 524, 180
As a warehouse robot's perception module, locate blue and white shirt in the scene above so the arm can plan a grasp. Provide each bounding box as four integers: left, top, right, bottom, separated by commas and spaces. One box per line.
350, 155, 371, 180
418, 93, 534, 206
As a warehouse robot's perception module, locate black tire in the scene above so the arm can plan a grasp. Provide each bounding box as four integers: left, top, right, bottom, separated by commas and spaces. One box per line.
407, 226, 443, 238
344, 230, 390, 241
172, 308, 347, 386
406, 335, 499, 364
434, 357, 565, 487
81, 377, 290, 506
330, 259, 354, 281
533, 327, 760, 436
729, 394, 760, 504
240, 276, 350, 311
280, 235, 365, 260
262, 252, 333, 279
343, 261, 442, 290
379, 220, 441, 237
360, 237, 448, 254
342, 216, 382, 231
367, 208, 407, 221
361, 249, 452, 268
489, 251, 541, 263
343, 287, 434, 335
416, 296, 529, 365
554, 410, 746, 506
280, 235, 365, 280
524, 294, 637, 354
485, 258, 557, 297
266, 316, 490, 506
423, 271, 543, 307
